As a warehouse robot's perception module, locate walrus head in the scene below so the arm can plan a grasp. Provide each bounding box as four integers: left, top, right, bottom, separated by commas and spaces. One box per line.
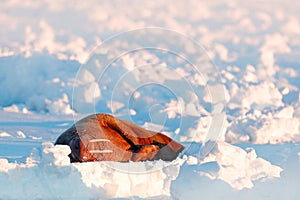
55, 129, 81, 162
55, 128, 97, 162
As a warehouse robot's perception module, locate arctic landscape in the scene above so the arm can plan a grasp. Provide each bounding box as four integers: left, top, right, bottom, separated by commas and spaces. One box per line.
0, 0, 300, 199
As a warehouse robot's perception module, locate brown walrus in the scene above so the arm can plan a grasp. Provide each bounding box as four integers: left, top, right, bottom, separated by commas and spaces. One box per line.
55, 113, 184, 162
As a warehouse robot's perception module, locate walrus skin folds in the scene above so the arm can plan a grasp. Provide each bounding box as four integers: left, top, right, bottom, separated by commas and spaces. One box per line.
55, 114, 184, 162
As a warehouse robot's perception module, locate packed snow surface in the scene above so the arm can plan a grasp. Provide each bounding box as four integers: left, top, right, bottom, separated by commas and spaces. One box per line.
1, 0, 300, 199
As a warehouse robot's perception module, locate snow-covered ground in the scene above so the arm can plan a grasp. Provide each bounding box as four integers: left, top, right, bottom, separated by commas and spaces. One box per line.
1, 0, 300, 199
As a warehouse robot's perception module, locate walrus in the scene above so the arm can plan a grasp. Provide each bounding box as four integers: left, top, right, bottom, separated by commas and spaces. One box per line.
55, 114, 184, 162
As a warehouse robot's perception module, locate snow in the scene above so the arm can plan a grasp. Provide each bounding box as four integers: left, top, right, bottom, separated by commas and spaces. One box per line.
16, 130, 26, 138
0, 131, 12, 137
1, 0, 300, 199
200, 141, 282, 190
0, 141, 286, 199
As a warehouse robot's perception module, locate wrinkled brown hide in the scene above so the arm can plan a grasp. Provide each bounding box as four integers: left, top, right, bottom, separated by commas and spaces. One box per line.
55, 114, 184, 162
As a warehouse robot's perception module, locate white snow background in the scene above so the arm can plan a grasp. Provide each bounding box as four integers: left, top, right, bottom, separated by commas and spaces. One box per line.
0, 0, 300, 199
